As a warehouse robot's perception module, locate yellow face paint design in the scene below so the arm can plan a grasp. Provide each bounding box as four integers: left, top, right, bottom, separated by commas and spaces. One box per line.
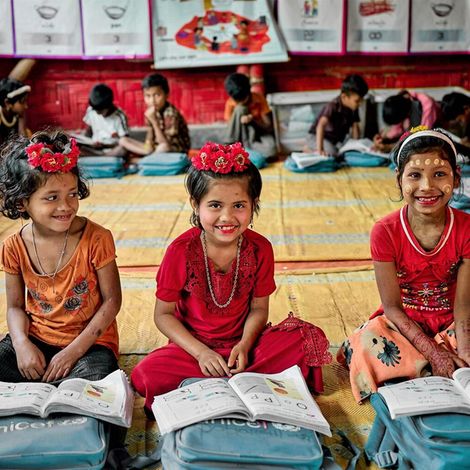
403, 184, 412, 194
443, 184, 452, 194
415, 159, 421, 165
434, 158, 440, 165
425, 159, 431, 165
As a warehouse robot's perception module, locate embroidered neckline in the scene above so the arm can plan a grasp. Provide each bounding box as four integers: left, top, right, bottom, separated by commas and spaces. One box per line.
400, 205, 454, 257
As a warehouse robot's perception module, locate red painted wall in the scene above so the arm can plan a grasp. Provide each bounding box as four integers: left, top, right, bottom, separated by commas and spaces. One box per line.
1, 54, 468, 131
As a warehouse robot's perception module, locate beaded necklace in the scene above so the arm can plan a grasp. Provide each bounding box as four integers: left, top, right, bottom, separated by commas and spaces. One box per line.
32, 224, 69, 293
0, 107, 18, 128
201, 231, 242, 309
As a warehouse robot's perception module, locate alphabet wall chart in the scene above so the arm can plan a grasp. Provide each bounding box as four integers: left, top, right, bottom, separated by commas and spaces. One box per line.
0, 0, 14, 56
277, 0, 345, 54
346, 0, 410, 53
13, 0, 83, 57
2, 1, 469, 60
81, 0, 151, 58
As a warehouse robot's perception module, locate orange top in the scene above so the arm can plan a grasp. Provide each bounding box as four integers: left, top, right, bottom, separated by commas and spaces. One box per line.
1, 219, 119, 357
224, 92, 271, 122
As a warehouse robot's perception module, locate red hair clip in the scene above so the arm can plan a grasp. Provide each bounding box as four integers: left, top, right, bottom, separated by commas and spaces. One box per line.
191, 141, 250, 174
26, 138, 79, 173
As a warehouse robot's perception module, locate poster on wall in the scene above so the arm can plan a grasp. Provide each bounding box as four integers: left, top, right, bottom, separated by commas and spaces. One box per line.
277, 0, 345, 54
347, 0, 409, 53
410, 0, 469, 53
0, 0, 14, 56
152, 0, 288, 69
81, 0, 152, 58
13, 0, 82, 57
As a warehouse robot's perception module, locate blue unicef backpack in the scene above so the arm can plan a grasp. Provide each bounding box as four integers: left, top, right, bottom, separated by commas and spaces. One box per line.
0, 414, 109, 469
366, 393, 470, 469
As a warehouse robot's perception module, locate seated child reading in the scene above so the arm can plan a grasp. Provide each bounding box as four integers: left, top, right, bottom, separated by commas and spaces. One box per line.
374, 90, 441, 153
337, 127, 470, 402
304, 74, 369, 158
0, 130, 122, 383
80, 83, 129, 157
0, 78, 31, 147
119, 73, 190, 156
131, 141, 332, 415
224, 73, 276, 158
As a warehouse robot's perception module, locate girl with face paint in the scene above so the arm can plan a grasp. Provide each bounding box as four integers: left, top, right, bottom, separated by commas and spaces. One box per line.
337, 127, 470, 403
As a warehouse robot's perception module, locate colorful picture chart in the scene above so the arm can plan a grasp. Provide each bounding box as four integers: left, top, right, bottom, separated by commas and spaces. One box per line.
13, 0, 82, 57
410, 0, 469, 53
347, 0, 409, 53
81, 0, 151, 58
152, 0, 288, 69
0, 0, 14, 56
277, 0, 345, 54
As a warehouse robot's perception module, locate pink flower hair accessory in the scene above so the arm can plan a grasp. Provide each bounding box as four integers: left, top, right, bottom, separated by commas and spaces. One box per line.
191, 141, 250, 174
26, 138, 79, 173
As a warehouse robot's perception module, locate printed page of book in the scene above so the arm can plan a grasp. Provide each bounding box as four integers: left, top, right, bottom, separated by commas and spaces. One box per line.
0, 382, 56, 416
152, 378, 250, 435
45, 369, 133, 427
229, 366, 331, 436
378, 376, 470, 419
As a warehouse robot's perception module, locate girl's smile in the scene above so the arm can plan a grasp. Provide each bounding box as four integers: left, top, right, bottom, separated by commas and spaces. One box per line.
194, 179, 254, 247
401, 152, 457, 215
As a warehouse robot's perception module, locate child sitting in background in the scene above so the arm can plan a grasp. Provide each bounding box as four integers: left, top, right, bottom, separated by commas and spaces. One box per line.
119, 73, 190, 156
304, 74, 369, 158
337, 127, 470, 402
374, 90, 441, 153
224, 72, 276, 158
80, 83, 129, 157
0, 78, 31, 147
131, 141, 331, 415
441, 92, 470, 143
0, 130, 121, 383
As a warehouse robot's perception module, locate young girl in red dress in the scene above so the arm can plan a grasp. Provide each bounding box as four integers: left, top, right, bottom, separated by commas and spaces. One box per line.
131, 142, 331, 413
337, 127, 470, 402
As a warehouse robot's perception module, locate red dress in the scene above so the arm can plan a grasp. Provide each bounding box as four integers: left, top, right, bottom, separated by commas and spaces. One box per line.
338, 206, 470, 402
131, 228, 331, 409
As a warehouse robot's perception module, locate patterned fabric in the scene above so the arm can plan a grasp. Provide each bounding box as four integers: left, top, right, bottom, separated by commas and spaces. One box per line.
146, 102, 190, 153
337, 316, 457, 402
308, 96, 360, 145
131, 228, 332, 408
338, 205, 470, 402
156, 227, 276, 347
1, 219, 119, 357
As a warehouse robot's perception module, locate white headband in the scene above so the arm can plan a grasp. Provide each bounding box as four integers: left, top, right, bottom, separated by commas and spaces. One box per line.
395, 129, 457, 166
6, 85, 31, 100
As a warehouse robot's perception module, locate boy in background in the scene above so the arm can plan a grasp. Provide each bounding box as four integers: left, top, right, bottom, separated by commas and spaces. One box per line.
119, 73, 190, 156
80, 83, 129, 156
304, 74, 369, 157
224, 72, 276, 158
441, 92, 470, 143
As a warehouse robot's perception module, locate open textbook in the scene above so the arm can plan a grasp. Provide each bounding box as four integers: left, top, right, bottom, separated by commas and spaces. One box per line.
0, 369, 134, 428
68, 132, 95, 146
338, 138, 390, 158
290, 152, 333, 169
152, 365, 331, 436
378, 367, 470, 419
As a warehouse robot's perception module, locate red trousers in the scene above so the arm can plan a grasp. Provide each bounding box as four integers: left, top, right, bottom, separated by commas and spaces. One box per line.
131, 316, 331, 410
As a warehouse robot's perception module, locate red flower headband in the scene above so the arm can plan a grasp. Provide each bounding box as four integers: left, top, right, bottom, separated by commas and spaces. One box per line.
191, 141, 250, 174
26, 138, 79, 173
